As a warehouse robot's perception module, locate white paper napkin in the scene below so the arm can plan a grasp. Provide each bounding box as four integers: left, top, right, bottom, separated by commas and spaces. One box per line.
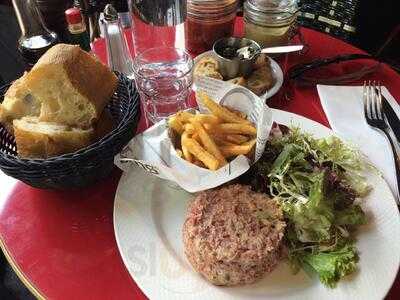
317, 85, 400, 197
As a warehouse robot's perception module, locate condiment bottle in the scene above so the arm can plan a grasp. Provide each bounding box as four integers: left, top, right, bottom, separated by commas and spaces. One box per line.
65, 7, 91, 51
185, 0, 238, 55
36, 0, 70, 42
244, 0, 298, 47
12, 0, 59, 67
100, 4, 134, 79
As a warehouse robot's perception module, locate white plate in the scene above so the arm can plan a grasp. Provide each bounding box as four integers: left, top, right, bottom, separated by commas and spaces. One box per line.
193, 50, 284, 101
114, 109, 400, 300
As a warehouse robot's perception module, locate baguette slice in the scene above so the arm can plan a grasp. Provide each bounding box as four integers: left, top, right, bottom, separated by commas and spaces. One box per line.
0, 73, 40, 133
13, 117, 94, 159
246, 67, 274, 96
1, 44, 117, 130
194, 56, 223, 80
227, 76, 246, 86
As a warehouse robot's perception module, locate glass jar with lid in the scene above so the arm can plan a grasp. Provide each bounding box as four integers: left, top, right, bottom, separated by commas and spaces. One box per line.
185, 0, 238, 55
244, 0, 298, 48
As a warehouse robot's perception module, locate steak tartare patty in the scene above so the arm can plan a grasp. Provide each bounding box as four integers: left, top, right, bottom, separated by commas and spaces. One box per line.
183, 184, 286, 286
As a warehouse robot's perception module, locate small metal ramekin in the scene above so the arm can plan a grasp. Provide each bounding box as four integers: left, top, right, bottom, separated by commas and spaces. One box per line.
212, 37, 261, 79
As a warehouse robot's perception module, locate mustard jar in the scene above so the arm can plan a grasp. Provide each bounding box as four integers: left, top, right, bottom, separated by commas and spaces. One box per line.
244, 0, 298, 47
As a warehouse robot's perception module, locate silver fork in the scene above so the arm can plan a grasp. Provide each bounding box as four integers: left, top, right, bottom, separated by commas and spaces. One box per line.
363, 80, 400, 204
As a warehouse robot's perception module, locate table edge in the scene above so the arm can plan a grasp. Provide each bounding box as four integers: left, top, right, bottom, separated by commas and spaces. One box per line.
0, 234, 46, 300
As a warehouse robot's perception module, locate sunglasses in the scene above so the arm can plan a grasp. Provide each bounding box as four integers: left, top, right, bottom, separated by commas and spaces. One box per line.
268, 53, 381, 105
287, 53, 381, 86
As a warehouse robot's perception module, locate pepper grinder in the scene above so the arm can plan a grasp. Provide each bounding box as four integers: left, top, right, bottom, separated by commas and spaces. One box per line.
100, 4, 134, 79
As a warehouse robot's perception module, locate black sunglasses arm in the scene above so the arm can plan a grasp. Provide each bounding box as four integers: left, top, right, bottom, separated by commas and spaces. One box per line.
288, 54, 377, 79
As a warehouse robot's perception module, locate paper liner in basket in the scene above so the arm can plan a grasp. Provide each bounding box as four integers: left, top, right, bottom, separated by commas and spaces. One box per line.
115, 77, 273, 193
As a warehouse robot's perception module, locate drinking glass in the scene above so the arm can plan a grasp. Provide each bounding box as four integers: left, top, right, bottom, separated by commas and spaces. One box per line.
133, 47, 193, 124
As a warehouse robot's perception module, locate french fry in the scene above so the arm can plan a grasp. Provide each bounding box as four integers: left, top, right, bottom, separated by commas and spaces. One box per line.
243, 138, 257, 147
188, 123, 217, 135
181, 131, 193, 162
184, 123, 195, 134
168, 116, 184, 134
175, 111, 195, 124
193, 114, 222, 125
176, 149, 183, 158
211, 134, 239, 146
226, 134, 249, 144
183, 138, 219, 170
213, 138, 237, 147
220, 139, 256, 158
226, 106, 247, 120
187, 117, 214, 132
213, 123, 257, 135
190, 119, 227, 167
172, 99, 257, 170
211, 134, 226, 145
193, 159, 206, 168
185, 123, 218, 135
192, 133, 201, 143
203, 123, 214, 131
197, 91, 251, 124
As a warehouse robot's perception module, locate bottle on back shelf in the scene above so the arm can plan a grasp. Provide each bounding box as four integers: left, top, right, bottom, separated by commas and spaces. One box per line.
65, 7, 91, 51
12, 0, 59, 67
128, 0, 186, 55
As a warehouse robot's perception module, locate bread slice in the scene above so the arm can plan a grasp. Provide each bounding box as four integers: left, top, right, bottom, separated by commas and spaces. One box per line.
0, 44, 118, 130
0, 73, 40, 133
228, 77, 246, 86
246, 66, 275, 96
13, 117, 94, 159
194, 56, 223, 80
254, 54, 269, 70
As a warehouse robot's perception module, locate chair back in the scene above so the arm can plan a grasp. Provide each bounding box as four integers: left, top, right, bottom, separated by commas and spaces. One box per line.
297, 0, 359, 43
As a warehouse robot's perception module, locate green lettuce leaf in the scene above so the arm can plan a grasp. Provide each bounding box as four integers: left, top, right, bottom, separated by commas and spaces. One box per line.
302, 244, 359, 288
241, 126, 371, 288
335, 205, 367, 226
284, 171, 334, 243
342, 172, 372, 197
269, 127, 371, 198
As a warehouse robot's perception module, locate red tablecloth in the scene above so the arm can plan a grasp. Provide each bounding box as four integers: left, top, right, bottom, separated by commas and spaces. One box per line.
0, 18, 399, 300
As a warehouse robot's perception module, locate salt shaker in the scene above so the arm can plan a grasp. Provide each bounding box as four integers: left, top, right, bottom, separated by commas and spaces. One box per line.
100, 4, 134, 79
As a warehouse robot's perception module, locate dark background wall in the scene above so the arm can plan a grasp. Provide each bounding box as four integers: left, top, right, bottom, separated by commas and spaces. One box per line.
355, 0, 399, 55
0, 0, 400, 83
0, 2, 26, 83
0, 0, 399, 85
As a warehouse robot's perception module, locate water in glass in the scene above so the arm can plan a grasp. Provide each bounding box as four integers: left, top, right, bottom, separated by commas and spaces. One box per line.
134, 47, 193, 124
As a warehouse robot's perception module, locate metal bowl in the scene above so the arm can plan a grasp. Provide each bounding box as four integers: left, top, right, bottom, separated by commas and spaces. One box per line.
212, 37, 261, 79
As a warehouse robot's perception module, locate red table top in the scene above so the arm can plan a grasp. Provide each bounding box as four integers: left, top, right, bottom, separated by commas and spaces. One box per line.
1, 18, 399, 300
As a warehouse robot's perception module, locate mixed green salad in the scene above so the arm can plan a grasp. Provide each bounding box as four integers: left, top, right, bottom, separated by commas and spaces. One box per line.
240, 125, 371, 288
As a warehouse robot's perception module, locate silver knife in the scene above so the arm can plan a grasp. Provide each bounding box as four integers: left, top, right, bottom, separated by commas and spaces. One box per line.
379, 89, 400, 142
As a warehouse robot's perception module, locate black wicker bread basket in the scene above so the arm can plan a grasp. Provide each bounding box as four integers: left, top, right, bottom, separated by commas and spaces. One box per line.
0, 72, 140, 189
